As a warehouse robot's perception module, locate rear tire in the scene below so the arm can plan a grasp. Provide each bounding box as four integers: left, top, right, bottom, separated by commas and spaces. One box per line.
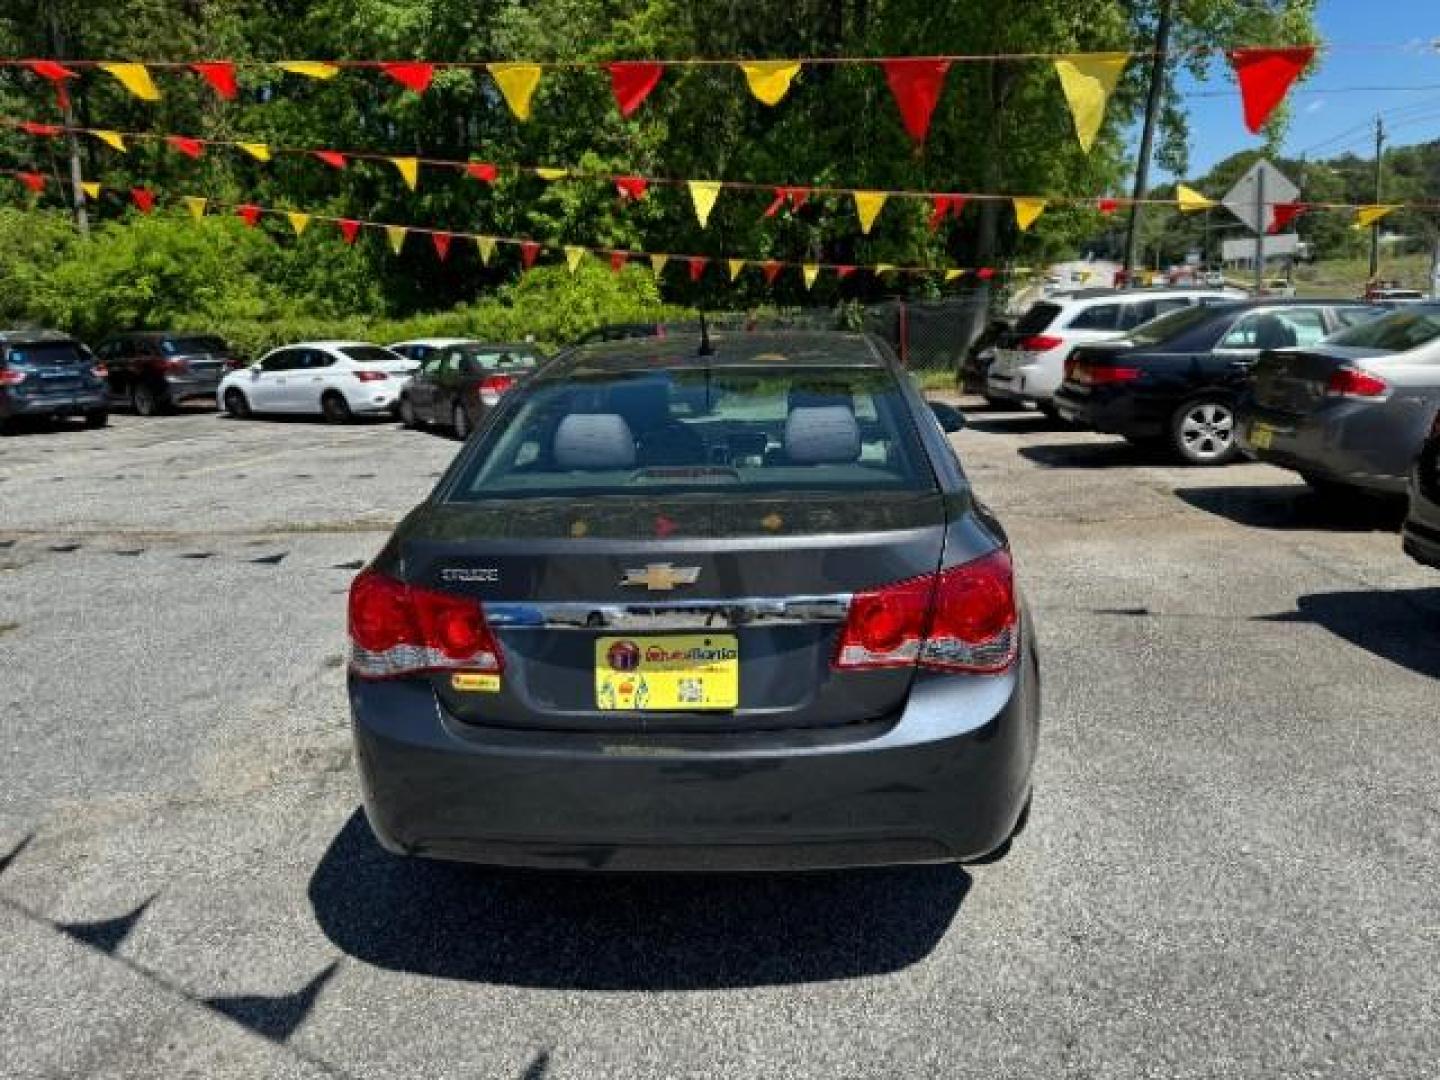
84, 410, 108, 429
452, 400, 471, 440
1170, 397, 1239, 466
223, 388, 251, 419
322, 391, 353, 424
398, 394, 419, 429
131, 382, 168, 417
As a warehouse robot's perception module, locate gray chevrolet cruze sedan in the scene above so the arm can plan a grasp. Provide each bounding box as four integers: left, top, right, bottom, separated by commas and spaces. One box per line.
347, 331, 1040, 871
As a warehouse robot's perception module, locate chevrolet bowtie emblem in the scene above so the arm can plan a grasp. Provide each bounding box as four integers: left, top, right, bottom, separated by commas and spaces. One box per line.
621, 563, 701, 591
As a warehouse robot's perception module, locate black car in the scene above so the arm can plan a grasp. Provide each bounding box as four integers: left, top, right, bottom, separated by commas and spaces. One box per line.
346, 330, 1039, 871
1053, 299, 1379, 464
1403, 410, 1440, 570
0, 330, 109, 432
397, 341, 545, 439
94, 331, 243, 415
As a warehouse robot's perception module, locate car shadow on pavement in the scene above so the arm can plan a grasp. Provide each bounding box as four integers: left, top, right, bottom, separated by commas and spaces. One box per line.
1175, 484, 1407, 532
962, 413, 1069, 435
1017, 440, 1169, 469
308, 811, 970, 990
1256, 588, 1440, 679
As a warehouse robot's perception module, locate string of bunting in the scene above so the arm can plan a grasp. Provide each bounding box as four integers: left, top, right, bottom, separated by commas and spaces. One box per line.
6, 116, 1424, 234
3, 45, 1320, 150
0, 166, 1019, 285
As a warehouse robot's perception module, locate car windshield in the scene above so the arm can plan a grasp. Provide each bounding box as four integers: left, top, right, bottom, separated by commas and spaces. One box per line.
1014, 302, 1061, 336
6, 342, 88, 367
448, 364, 936, 501
1326, 307, 1440, 352
1126, 304, 1216, 346
462, 347, 540, 370
160, 336, 227, 355
340, 345, 402, 364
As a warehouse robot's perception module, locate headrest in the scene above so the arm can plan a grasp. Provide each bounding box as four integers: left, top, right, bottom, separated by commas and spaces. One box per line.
553, 413, 635, 470
784, 406, 861, 465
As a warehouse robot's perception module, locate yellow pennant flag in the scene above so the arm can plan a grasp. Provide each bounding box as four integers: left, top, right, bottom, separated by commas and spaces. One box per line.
728, 258, 746, 282
278, 61, 340, 80
945, 268, 965, 282
286, 211, 311, 236
91, 130, 126, 152
649, 253, 669, 276
565, 246, 586, 273
853, 191, 888, 235
183, 196, 207, 220
1354, 204, 1397, 230
100, 62, 161, 101
1175, 183, 1215, 213
389, 156, 419, 191
81, 181, 102, 200
534, 167, 568, 181
237, 142, 271, 163
1013, 197, 1048, 232
689, 181, 721, 228
1053, 53, 1128, 153
487, 63, 543, 120
802, 263, 820, 290
739, 61, 801, 106
875, 263, 895, 276
475, 236, 496, 265
386, 226, 407, 255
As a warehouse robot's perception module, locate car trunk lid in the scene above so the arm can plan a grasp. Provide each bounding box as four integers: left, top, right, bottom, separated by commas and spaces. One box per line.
1250, 346, 1388, 415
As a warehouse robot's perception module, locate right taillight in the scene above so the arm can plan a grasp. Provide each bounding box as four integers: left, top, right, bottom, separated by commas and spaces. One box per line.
834, 550, 1019, 675
478, 373, 516, 406
1326, 366, 1389, 399
1020, 335, 1063, 353
348, 568, 504, 679
0, 367, 25, 386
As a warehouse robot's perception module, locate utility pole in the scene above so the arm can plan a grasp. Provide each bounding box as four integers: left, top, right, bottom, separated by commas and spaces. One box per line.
1253, 164, 1266, 295
44, 0, 89, 236
1122, 0, 1174, 289
1368, 115, 1384, 281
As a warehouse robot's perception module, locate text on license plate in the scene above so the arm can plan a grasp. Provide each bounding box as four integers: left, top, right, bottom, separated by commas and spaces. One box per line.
595, 634, 738, 711
1250, 422, 1275, 449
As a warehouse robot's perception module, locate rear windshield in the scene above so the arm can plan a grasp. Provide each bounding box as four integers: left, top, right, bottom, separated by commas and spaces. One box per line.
1326, 307, 1440, 352
448, 365, 937, 500
462, 348, 540, 369
6, 342, 88, 367
1015, 302, 1061, 335
1127, 304, 1216, 346
339, 345, 402, 364
161, 336, 227, 355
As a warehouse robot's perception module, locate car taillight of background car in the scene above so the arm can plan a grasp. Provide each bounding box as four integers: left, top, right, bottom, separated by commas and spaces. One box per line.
0, 367, 27, 386
1325, 366, 1389, 400
353, 370, 391, 383
479, 374, 516, 406
1019, 335, 1064, 353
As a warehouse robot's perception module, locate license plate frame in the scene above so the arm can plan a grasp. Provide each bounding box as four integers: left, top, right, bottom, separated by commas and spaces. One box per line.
595, 634, 739, 712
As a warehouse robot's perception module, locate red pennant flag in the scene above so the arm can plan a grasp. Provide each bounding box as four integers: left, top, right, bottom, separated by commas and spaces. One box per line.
1097, 197, 1120, 216
337, 218, 361, 244
19, 121, 62, 137
466, 161, 498, 184
28, 59, 75, 82
130, 187, 155, 214
762, 260, 783, 285
312, 150, 347, 169
927, 194, 967, 231
1228, 47, 1316, 134
431, 231, 452, 261
191, 61, 238, 100
520, 241, 541, 268
687, 257, 708, 283
381, 62, 434, 95
609, 251, 628, 274
836, 265, 857, 280
236, 204, 262, 228
17, 171, 45, 193
615, 175, 648, 201
166, 136, 205, 159
763, 186, 810, 218
881, 58, 951, 147
608, 61, 664, 117
977, 267, 995, 280
1268, 201, 1306, 234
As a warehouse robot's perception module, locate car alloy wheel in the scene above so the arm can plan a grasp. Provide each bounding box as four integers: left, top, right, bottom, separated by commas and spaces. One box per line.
132, 383, 161, 417
1173, 399, 1238, 465
223, 388, 250, 419
398, 395, 418, 429
452, 401, 470, 440
322, 392, 353, 424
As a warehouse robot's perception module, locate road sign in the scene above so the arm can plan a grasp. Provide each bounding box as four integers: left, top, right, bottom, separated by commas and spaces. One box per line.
1222, 234, 1300, 264
1221, 158, 1299, 235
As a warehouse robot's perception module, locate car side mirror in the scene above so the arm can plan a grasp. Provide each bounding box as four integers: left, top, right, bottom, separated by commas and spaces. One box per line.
249, 367, 261, 379
929, 400, 966, 433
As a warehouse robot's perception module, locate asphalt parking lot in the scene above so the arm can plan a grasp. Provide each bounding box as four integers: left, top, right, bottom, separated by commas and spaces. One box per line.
3, 402, 1438, 1079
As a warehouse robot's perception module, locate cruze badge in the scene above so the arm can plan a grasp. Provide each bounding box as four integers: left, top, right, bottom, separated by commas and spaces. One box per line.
620, 564, 701, 591
440, 567, 499, 583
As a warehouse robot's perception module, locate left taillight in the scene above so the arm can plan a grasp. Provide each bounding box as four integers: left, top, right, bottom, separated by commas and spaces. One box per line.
1325, 366, 1388, 400
834, 550, 1019, 675
479, 373, 516, 406
0, 367, 27, 386
353, 370, 390, 383
348, 568, 504, 679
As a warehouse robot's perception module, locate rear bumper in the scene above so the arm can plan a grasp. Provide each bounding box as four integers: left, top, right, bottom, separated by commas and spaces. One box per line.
1403, 517, 1440, 570
1238, 401, 1420, 494
162, 374, 223, 402
1053, 385, 1167, 438
348, 649, 1039, 871
1, 388, 107, 418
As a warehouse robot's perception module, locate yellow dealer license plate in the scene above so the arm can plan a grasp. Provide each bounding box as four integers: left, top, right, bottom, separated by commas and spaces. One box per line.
1250, 422, 1275, 449
595, 635, 739, 711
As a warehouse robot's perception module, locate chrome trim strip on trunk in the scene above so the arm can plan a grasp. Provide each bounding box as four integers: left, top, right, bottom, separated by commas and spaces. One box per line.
485, 595, 852, 631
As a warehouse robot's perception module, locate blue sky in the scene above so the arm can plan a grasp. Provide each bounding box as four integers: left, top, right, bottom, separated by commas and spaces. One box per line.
1160, 0, 1440, 180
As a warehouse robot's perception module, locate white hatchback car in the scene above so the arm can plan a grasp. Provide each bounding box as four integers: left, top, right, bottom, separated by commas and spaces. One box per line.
987, 287, 1243, 415
219, 341, 418, 423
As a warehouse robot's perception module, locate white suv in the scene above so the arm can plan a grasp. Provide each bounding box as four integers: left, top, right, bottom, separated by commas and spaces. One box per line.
987, 288, 1243, 415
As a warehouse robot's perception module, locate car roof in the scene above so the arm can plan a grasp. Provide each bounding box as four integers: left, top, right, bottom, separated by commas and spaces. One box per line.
388, 337, 477, 348
544, 331, 890, 379
281, 340, 387, 350
0, 328, 76, 345
106, 330, 221, 339
1053, 286, 1242, 304
1201, 298, 1375, 312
